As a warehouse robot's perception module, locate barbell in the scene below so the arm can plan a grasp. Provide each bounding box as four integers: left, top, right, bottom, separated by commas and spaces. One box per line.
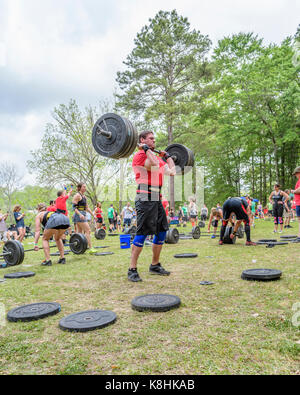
92, 113, 194, 175
0, 233, 88, 266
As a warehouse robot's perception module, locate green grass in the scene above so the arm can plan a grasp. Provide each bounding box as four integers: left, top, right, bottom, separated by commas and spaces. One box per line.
0, 220, 299, 375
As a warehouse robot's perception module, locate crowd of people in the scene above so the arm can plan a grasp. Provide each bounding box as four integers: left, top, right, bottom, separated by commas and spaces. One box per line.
0, 127, 299, 279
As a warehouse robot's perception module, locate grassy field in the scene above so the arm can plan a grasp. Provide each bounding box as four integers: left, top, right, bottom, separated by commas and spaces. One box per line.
0, 219, 299, 375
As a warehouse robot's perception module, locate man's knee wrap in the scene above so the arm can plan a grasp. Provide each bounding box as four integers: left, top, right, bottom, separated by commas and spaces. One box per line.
133, 235, 147, 247
153, 231, 167, 245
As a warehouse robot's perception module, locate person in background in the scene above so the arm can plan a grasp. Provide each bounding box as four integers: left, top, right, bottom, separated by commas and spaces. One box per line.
283, 189, 292, 229
178, 206, 183, 225
207, 207, 223, 239
269, 185, 290, 234
94, 202, 104, 230
13, 205, 26, 243
107, 204, 115, 233
47, 201, 56, 212
291, 166, 300, 241
182, 203, 188, 227
0, 209, 9, 245
250, 198, 256, 227
113, 208, 118, 232
200, 204, 208, 221
189, 198, 198, 227
122, 202, 134, 231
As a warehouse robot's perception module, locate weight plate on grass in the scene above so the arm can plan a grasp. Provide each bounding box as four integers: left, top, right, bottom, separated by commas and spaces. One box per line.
236, 226, 245, 239
7, 302, 61, 322
258, 239, 277, 243
198, 221, 205, 228
241, 269, 282, 282
200, 281, 214, 286
192, 226, 200, 239
108, 234, 119, 237
94, 252, 114, 256
290, 238, 300, 243
174, 253, 198, 258
280, 235, 297, 239
69, 233, 88, 255
4, 272, 35, 279
131, 294, 181, 312
95, 228, 106, 240
94, 246, 109, 249
59, 310, 117, 332
257, 241, 288, 246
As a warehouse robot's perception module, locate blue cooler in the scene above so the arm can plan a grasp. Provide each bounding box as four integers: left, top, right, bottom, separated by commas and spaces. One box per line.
120, 234, 131, 249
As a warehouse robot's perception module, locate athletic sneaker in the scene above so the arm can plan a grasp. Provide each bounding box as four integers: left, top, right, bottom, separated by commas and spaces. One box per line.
245, 241, 257, 246
128, 268, 142, 282
41, 260, 52, 266
58, 258, 66, 264
88, 248, 98, 254
211, 235, 216, 239
149, 263, 170, 276
219, 240, 223, 245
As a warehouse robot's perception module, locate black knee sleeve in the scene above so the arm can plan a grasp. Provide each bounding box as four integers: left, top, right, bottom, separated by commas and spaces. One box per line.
245, 225, 251, 242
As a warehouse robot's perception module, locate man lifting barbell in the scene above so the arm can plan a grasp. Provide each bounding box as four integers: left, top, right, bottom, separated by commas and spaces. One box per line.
219, 197, 256, 246
34, 203, 71, 266
128, 131, 177, 282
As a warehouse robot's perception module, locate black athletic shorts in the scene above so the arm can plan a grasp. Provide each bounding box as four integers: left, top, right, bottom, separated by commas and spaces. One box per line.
212, 219, 219, 228
108, 218, 114, 225
222, 198, 249, 222
135, 197, 169, 236
273, 204, 284, 218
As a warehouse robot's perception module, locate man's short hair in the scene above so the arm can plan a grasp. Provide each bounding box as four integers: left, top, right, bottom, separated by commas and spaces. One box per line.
139, 131, 154, 143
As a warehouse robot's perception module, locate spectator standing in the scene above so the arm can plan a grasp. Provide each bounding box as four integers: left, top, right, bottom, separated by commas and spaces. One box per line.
107, 204, 115, 233
200, 204, 208, 221
0, 209, 9, 244
291, 166, 300, 240
122, 203, 134, 230
13, 205, 26, 243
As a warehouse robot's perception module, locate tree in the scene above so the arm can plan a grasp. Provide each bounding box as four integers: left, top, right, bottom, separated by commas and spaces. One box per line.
116, 10, 211, 207
27, 99, 119, 206
0, 162, 23, 221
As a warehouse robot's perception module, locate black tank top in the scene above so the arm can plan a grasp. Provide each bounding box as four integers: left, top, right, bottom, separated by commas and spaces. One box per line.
272, 191, 283, 206
75, 193, 87, 211
42, 211, 54, 228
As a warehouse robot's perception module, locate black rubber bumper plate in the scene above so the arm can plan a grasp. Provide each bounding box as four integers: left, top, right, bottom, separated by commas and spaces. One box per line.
4, 272, 35, 279
174, 253, 198, 258
94, 252, 114, 256
241, 269, 282, 281
131, 294, 181, 312
94, 246, 109, 249
50, 252, 69, 256
256, 241, 288, 246
59, 310, 117, 332
280, 235, 297, 239
258, 239, 277, 243
200, 281, 214, 286
7, 302, 61, 322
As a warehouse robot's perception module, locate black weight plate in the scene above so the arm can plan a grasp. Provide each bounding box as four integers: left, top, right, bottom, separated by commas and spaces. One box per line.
128, 119, 138, 157
108, 234, 119, 237
69, 233, 88, 255
95, 229, 106, 240
92, 113, 129, 159
59, 310, 117, 332
258, 239, 278, 243
94, 252, 114, 256
4, 272, 35, 279
237, 226, 245, 239
165, 228, 179, 244
223, 226, 236, 244
200, 281, 214, 286
2, 241, 23, 266
7, 302, 61, 322
165, 144, 191, 175
198, 221, 205, 228
192, 226, 200, 239
121, 117, 136, 158
14, 240, 25, 265
131, 294, 181, 312
280, 235, 297, 239
241, 269, 282, 281
257, 241, 288, 246
113, 116, 131, 159
174, 253, 198, 258
94, 246, 109, 249
291, 238, 300, 243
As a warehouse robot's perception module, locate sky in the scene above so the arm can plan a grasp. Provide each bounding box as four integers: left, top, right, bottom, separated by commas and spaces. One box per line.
0, 0, 299, 185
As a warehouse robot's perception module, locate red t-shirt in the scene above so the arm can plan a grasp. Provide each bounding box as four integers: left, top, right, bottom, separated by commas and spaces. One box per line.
47, 205, 56, 212
295, 179, 300, 206
95, 208, 103, 218
55, 195, 69, 216
132, 150, 166, 187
